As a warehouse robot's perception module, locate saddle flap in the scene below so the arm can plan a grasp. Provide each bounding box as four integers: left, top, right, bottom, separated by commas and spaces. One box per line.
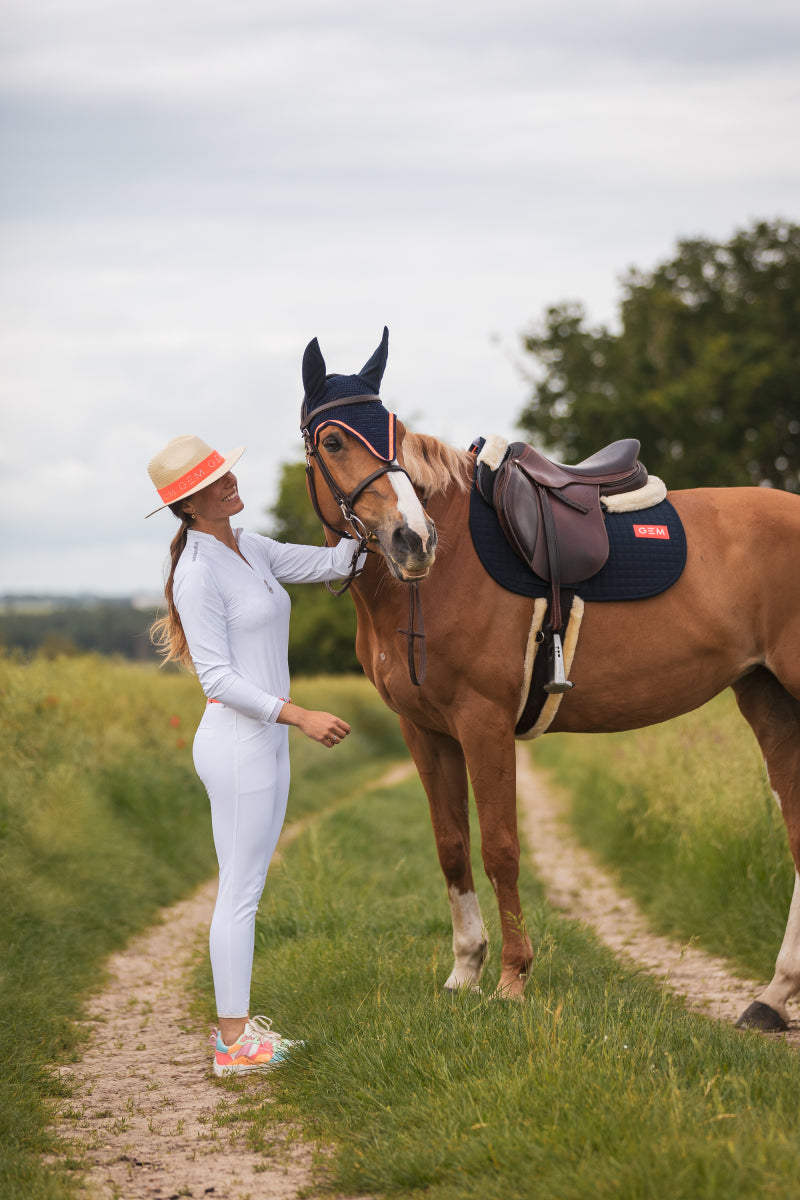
493, 459, 610, 585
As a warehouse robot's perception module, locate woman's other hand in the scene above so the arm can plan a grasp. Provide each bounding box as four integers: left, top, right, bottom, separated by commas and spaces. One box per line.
277, 702, 351, 748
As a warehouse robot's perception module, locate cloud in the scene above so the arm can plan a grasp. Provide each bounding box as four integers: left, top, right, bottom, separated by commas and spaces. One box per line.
0, 0, 798, 593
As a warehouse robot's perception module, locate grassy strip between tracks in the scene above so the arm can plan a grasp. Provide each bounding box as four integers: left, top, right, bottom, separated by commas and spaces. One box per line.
533, 689, 795, 984
0, 656, 406, 1200
201, 725, 800, 1200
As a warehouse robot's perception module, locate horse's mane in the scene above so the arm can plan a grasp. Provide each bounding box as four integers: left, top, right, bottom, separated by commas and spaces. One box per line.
401, 431, 473, 498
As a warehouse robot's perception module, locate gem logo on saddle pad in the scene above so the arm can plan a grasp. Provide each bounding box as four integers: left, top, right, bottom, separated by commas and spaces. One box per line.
469, 478, 687, 602
300, 326, 396, 461
634, 523, 670, 539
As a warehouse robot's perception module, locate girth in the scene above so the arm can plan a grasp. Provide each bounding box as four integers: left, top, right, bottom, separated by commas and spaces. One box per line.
476, 437, 648, 692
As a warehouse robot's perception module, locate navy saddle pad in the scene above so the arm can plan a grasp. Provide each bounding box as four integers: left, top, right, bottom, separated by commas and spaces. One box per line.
469, 477, 687, 602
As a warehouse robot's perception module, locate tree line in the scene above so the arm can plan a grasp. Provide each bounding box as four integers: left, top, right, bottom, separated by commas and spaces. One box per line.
0, 601, 159, 662
518, 218, 800, 489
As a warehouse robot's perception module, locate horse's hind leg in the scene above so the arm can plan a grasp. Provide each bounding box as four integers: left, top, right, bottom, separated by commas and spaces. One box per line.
399, 718, 488, 991
732, 668, 800, 1031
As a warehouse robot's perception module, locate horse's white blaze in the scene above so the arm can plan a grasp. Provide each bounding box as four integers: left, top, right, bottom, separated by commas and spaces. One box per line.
390, 471, 432, 547
758, 871, 800, 1020
444, 886, 487, 991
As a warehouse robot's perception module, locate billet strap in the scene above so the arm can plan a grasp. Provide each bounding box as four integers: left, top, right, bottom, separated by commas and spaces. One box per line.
537, 485, 564, 634
515, 592, 578, 738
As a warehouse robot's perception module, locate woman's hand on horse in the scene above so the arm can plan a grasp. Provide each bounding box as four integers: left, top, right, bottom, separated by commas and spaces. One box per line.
277, 702, 351, 747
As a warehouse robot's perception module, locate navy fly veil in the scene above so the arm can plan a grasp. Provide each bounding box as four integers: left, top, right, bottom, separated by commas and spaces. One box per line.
301, 326, 397, 461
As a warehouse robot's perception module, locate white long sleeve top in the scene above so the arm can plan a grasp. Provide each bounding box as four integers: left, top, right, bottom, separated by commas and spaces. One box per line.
173, 528, 364, 723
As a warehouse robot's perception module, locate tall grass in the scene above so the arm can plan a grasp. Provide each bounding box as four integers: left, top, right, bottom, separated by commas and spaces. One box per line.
198, 766, 800, 1200
9, 658, 800, 1199
0, 653, 215, 1198
532, 690, 795, 981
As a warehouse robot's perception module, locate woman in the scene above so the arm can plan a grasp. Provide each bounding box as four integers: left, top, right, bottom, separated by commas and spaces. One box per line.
147, 434, 363, 1077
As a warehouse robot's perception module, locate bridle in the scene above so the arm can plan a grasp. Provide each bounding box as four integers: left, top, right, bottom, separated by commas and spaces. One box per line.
300, 393, 427, 685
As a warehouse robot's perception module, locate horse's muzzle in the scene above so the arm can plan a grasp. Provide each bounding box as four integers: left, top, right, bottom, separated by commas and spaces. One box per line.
379, 521, 437, 581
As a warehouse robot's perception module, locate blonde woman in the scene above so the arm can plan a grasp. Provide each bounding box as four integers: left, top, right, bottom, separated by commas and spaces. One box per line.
147, 435, 363, 1076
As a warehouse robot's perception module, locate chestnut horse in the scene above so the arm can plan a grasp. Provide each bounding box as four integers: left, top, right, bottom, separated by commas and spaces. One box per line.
300, 337, 800, 1033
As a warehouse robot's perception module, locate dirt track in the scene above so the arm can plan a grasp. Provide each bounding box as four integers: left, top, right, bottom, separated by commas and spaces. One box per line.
50, 754, 798, 1199
515, 746, 799, 1044
48, 768, 418, 1200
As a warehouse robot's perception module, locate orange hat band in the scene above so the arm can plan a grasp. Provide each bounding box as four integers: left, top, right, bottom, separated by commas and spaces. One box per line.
157, 449, 225, 503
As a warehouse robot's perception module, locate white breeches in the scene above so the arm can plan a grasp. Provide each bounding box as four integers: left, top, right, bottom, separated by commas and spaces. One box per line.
193, 704, 290, 1018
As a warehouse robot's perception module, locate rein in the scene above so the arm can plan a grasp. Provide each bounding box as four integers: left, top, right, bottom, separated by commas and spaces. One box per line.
301, 398, 427, 684
398, 581, 426, 686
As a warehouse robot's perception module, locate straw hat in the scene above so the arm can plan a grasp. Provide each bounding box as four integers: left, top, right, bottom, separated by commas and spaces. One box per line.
146, 435, 245, 517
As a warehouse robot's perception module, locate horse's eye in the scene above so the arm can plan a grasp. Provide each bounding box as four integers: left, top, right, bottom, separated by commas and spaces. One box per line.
322, 434, 342, 452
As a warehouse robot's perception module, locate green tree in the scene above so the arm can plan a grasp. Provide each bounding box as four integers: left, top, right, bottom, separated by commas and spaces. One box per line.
518, 219, 800, 489
0, 603, 158, 661
263, 460, 360, 675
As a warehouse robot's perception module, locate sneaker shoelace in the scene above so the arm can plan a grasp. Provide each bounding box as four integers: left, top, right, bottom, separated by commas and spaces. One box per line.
245, 1014, 277, 1043
247, 1014, 303, 1050
210, 1015, 303, 1053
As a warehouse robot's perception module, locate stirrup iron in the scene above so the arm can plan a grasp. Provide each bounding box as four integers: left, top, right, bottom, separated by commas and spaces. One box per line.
544, 632, 574, 694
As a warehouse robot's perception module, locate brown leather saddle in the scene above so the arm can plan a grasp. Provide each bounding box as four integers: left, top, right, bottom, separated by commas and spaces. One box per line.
477, 438, 648, 691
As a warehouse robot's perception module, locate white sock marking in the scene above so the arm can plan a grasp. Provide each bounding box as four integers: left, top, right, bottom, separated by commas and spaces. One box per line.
445, 887, 487, 990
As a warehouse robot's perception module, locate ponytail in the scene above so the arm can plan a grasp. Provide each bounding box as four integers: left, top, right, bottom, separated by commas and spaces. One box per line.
149, 504, 195, 671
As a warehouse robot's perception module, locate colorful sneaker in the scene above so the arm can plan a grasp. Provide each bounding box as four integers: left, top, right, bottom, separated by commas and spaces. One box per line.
212, 1015, 301, 1077
247, 1014, 304, 1054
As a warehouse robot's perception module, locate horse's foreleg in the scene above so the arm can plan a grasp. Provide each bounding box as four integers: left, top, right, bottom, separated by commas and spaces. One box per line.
732, 668, 800, 1031
461, 728, 533, 1000
399, 718, 488, 992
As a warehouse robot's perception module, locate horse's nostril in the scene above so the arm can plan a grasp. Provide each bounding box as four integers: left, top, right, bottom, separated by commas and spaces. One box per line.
392, 527, 424, 558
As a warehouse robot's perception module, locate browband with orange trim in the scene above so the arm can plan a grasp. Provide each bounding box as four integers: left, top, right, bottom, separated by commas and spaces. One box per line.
313, 416, 396, 462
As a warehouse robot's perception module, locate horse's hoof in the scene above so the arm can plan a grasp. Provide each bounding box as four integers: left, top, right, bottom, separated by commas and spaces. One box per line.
491, 979, 527, 1002
735, 1000, 789, 1032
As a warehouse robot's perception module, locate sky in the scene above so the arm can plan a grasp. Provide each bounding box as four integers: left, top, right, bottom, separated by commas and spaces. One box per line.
1, 0, 798, 598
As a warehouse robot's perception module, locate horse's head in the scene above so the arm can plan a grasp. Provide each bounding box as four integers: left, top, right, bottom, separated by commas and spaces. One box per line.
300, 327, 437, 581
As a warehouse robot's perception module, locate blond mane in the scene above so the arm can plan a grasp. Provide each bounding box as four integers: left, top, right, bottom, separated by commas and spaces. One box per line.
401, 431, 473, 498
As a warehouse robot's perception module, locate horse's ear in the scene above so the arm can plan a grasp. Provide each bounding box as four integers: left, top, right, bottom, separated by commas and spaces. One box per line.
302, 337, 327, 403
359, 326, 389, 393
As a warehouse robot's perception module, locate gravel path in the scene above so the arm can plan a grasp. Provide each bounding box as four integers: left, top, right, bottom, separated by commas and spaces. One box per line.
515, 745, 799, 1044
50, 765, 415, 1200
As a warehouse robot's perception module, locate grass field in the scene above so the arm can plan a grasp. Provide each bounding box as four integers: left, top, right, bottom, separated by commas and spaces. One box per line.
201, 729, 800, 1200
0, 653, 214, 1199
0, 657, 405, 1199
5, 657, 800, 1199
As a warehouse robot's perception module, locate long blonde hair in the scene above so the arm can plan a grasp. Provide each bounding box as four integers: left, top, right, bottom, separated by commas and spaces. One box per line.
149, 503, 195, 670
